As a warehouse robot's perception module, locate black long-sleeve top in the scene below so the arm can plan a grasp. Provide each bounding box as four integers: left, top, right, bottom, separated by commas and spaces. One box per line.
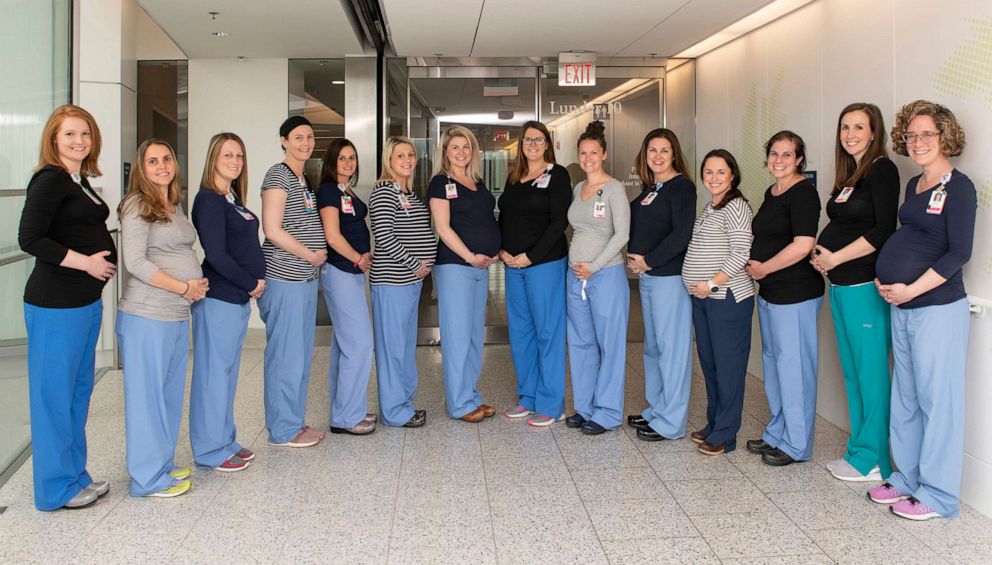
816, 157, 900, 285
628, 174, 696, 276
497, 164, 572, 266
18, 165, 117, 308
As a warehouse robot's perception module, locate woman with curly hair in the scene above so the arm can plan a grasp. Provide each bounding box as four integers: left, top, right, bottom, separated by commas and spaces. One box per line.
868, 101, 976, 521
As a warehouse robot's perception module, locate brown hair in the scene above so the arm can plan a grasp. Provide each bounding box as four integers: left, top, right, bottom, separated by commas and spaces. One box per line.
890, 99, 966, 157
635, 128, 688, 186
119, 139, 182, 223
578, 120, 607, 151
764, 130, 807, 173
508, 121, 557, 185
319, 138, 359, 188
832, 103, 888, 195
201, 132, 249, 203
701, 149, 746, 210
36, 104, 103, 177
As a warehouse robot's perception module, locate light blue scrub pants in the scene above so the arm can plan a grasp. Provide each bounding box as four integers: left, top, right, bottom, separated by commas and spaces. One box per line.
372, 281, 422, 426
257, 277, 318, 444
505, 258, 567, 419
24, 300, 101, 510
434, 263, 489, 418
117, 311, 188, 497
566, 264, 630, 429
757, 295, 824, 461
189, 297, 249, 468
320, 264, 373, 429
887, 298, 970, 517
639, 274, 693, 439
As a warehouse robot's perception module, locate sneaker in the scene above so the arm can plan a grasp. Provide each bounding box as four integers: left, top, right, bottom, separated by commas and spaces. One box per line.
330, 420, 376, 435
236, 448, 255, 462
363, 413, 378, 424
527, 414, 562, 427
828, 459, 882, 482
891, 497, 941, 521
61, 487, 98, 509
690, 430, 707, 445
505, 405, 532, 419
215, 455, 250, 473
867, 482, 909, 504
270, 426, 323, 448
170, 468, 192, 481
697, 441, 726, 456
146, 479, 192, 498
403, 410, 427, 428
85, 480, 110, 498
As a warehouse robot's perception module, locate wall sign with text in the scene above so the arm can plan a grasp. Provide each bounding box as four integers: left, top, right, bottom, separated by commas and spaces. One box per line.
558, 52, 596, 86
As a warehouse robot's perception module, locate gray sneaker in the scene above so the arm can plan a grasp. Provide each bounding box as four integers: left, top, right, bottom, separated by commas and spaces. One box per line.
330, 419, 376, 436
85, 480, 110, 498
62, 487, 99, 509
828, 458, 882, 482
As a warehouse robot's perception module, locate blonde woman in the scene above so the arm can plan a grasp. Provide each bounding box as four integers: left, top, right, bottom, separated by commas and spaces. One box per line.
117, 138, 207, 497
428, 126, 501, 423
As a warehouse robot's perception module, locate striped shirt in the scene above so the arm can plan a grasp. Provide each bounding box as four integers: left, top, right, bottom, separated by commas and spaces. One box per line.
369, 180, 436, 286
682, 197, 755, 302
260, 163, 327, 281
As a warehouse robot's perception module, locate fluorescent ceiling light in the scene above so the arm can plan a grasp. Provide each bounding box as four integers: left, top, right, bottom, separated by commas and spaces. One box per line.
438, 112, 536, 127
674, 0, 815, 58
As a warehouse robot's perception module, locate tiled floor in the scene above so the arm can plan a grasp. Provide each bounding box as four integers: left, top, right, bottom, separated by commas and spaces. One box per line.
1, 342, 989, 564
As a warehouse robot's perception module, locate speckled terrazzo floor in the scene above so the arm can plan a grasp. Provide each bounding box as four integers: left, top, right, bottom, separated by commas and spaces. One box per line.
1, 341, 990, 564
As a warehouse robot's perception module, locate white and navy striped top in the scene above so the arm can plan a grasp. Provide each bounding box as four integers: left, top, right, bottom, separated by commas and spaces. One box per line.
369, 180, 436, 286
682, 197, 755, 302
261, 163, 327, 281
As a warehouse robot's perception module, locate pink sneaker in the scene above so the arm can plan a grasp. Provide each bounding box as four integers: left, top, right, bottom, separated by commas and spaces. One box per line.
891, 497, 941, 521
504, 405, 532, 419
527, 414, 563, 427
867, 482, 909, 504
236, 448, 255, 462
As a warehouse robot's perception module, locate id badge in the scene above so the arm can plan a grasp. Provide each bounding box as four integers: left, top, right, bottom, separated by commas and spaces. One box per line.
341, 195, 355, 215
533, 164, 553, 188
303, 189, 316, 213
235, 207, 255, 221
834, 186, 854, 203
641, 191, 659, 206
926, 189, 947, 215
398, 193, 412, 209
593, 201, 607, 219
445, 183, 458, 199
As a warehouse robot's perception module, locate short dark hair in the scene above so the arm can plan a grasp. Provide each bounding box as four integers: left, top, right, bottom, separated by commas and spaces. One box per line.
319, 138, 359, 187
764, 130, 807, 173
700, 149, 746, 210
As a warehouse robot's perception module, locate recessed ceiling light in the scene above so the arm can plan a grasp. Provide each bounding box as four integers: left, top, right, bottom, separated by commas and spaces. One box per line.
236, 57, 247, 63
211, 31, 229, 37
331, 80, 345, 85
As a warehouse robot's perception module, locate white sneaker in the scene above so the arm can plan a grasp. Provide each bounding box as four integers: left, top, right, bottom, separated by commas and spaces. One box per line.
828, 459, 882, 482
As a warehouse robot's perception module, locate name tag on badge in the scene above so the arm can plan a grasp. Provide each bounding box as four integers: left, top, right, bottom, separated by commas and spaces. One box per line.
593, 201, 607, 219
835, 186, 854, 203
445, 183, 458, 199
927, 190, 947, 215
303, 189, 316, 213
341, 195, 355, 215
534, 173, 551, 188
641, 192, 659, 206
398, 193, 412, 209
236, 207, 255, 221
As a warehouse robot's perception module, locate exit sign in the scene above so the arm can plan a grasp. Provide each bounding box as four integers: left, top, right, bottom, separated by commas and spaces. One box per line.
559, 52, 596, 86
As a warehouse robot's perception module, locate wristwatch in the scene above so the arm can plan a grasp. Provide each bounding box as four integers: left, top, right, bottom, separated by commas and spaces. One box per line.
707, 279, 720, 293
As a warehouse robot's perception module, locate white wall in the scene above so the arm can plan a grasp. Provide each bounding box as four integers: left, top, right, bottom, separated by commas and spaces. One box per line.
188, 58, 289, 329
694, 0, 992, 516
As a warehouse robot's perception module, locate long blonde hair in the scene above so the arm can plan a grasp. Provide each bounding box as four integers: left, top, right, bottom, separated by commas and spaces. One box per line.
201, 132, 249, 202
118, 139, 182, 223
36, 104, 103, 177
432, 125, 482, 181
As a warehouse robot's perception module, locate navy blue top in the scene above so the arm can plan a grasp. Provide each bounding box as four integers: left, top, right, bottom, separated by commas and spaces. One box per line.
628, 174, 696, 277
317, 182, 370, 274
191, 188, 266, 304
428, 175, 501, 266
875, 170, 976, 309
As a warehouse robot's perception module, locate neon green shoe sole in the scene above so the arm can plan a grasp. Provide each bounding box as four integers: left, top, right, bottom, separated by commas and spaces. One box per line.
146, 479, 191, 498
170, 468, 191, 480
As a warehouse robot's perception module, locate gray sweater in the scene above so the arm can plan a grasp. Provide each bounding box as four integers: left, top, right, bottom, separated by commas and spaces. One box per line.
118, 202, 203, 321
567, 178, 630, 272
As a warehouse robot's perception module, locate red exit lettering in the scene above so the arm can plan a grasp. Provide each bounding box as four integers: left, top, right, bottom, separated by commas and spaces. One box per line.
564, 63, 593, 84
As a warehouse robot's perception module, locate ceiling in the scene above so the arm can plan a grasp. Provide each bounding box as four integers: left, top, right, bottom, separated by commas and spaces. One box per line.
137, 0, 363, 58
139, 0, 780, 60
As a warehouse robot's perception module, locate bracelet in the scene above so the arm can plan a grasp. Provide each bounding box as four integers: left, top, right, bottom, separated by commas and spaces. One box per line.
181, 282, 190, 296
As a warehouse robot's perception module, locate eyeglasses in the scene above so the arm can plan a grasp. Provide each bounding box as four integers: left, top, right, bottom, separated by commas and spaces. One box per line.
903, 131, 941, 144
522, 137, 546, 146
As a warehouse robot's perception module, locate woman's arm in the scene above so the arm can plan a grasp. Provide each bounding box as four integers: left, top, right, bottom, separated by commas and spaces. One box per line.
193, 195, 257, 292
319, 206, 362, 265
261, 188, 325, 267
587, 182, 630, 272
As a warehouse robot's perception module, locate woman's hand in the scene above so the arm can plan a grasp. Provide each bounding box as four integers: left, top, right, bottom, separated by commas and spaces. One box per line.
308, 249, 328, 267
572, 261, 592, 280
810, 245, 837, 274
876, 278, 917, 306
746, 260, 767, 281
688, 281, 711, 299
415, 259, 434, 279
468, 254, 495, 269
85, 250, 117, 281
511, 253, 531, 269
249, 279, 266, 299
357, 252, 372, 272
627, 253, 649, 275
184, 278, 210, 302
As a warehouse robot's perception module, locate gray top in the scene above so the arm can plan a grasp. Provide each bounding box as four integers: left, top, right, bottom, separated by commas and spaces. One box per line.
118, 201, 203, 321
567, 178, 630, 272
